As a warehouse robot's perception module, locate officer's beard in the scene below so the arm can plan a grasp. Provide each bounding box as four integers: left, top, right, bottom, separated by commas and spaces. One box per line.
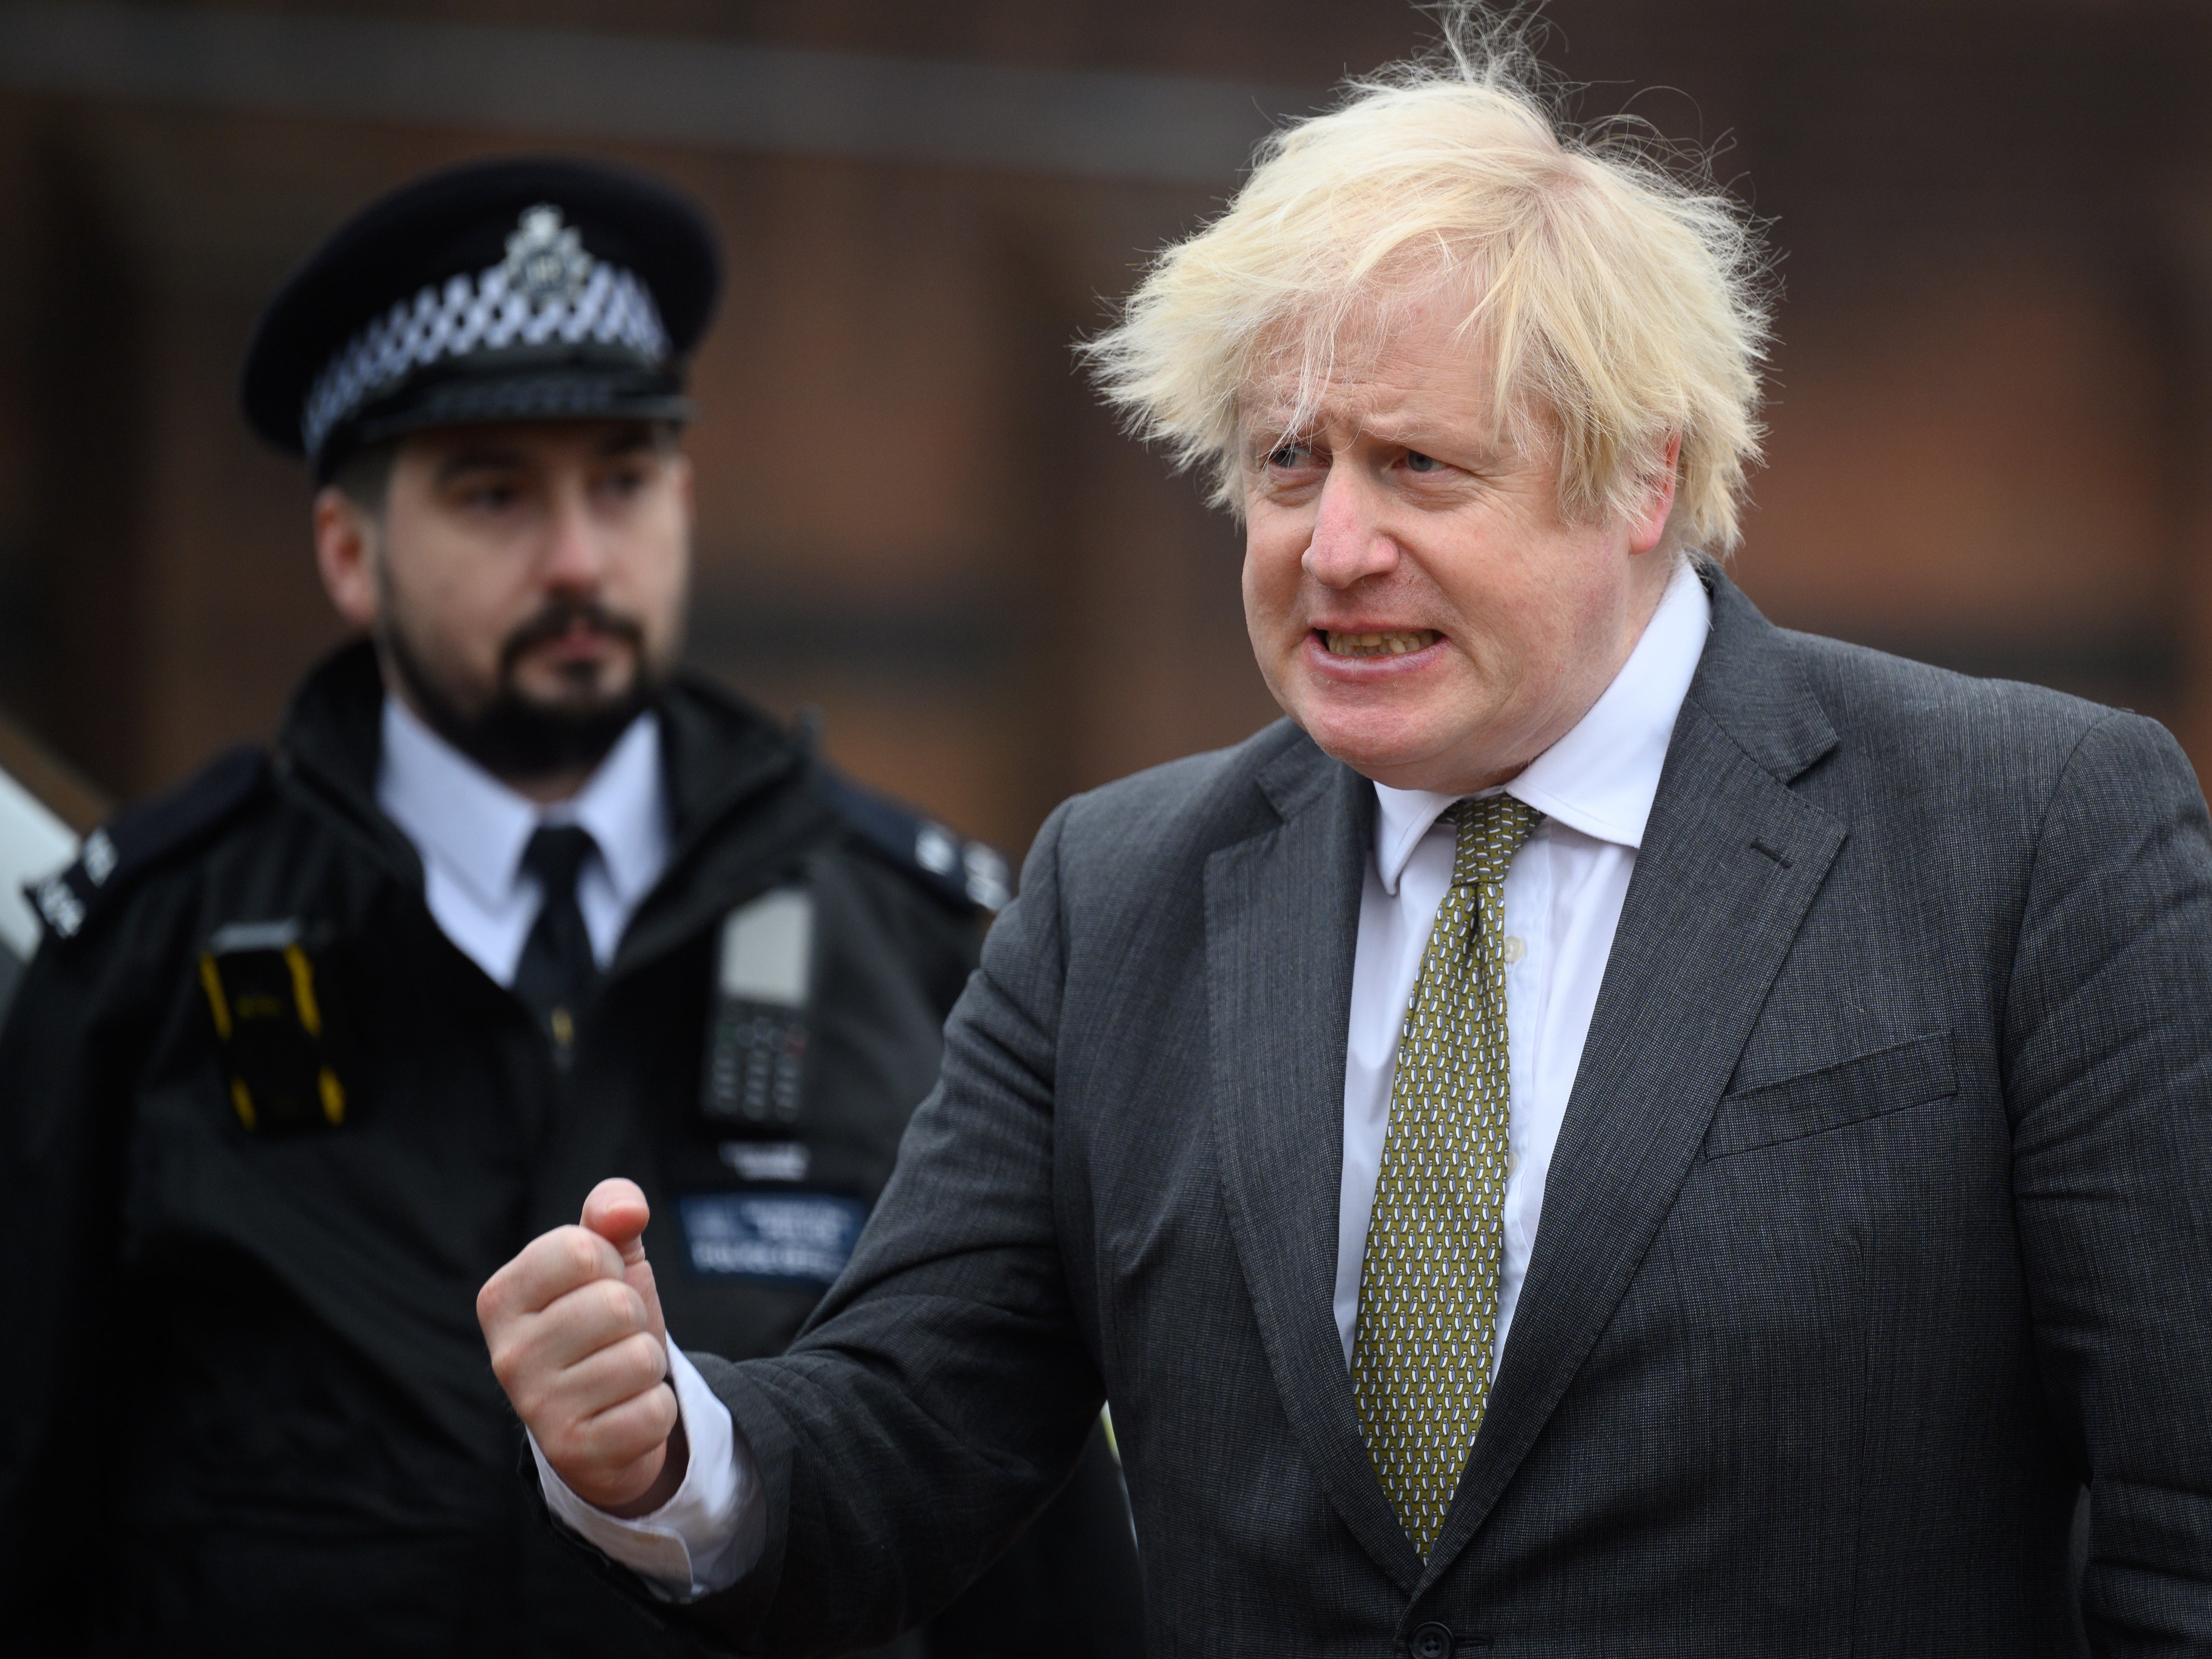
379, 597, 662, 786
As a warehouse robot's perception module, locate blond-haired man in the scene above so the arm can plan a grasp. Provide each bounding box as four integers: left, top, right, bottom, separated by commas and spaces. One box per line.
478, 31, 2212, 1655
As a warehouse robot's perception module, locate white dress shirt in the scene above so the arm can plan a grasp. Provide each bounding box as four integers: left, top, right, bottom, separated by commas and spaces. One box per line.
376, 695, 671, 981
547, 563, 1714, 1598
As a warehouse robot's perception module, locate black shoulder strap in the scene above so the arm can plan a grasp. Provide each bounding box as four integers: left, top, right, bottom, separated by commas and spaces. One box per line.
27, 744, 269, 942
815, 764, 1011, 914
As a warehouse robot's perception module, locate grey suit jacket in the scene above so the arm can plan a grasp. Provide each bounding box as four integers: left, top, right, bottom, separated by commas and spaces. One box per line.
681, 575, 2212, 1656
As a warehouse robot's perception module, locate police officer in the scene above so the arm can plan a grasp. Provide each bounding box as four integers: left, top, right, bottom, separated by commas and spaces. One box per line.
0, 157, 1142, 1657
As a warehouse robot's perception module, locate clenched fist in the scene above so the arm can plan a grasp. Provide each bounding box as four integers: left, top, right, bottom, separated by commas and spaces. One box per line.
478, 1178, 689, 1516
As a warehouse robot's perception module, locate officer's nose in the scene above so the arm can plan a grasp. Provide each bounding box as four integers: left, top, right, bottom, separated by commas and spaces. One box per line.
539, 483, 611, 593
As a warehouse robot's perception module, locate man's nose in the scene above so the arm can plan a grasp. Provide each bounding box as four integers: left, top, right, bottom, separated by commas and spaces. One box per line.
1301, 463, 1398, 589
540, 487, 609, 590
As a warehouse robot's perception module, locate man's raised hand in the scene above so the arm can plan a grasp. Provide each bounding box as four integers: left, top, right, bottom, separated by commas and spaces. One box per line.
478, 1177, 689, 1516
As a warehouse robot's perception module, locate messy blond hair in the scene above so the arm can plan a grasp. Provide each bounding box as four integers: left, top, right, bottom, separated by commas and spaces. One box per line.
1082, 11, 1773, 557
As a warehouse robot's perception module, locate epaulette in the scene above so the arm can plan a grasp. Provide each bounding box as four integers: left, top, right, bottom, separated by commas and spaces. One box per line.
817, 765, 1012, 914
27, 744, 268, 942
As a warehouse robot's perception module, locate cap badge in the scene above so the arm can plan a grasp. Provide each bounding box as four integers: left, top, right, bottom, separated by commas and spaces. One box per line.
500, 204, 594, 306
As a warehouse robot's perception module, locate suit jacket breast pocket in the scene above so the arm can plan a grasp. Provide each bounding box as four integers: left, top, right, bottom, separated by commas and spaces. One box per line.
1704, 1031, 1956, 1160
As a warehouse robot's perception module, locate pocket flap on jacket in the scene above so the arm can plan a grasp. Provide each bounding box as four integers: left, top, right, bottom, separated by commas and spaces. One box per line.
1705, 1031, 1957, 1159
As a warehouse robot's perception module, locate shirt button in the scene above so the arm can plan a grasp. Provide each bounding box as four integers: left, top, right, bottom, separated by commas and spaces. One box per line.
1507, 1147, 1519, 1177
1502, 935, 1525, 963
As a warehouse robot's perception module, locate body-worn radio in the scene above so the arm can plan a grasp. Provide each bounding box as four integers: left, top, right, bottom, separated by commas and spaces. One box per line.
686, 885, 866, 1288
699, 885, 814, 1132
198, 918, 351, 1133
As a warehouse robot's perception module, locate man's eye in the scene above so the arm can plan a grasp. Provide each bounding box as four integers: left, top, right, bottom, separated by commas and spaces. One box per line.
1266, 444, 1309, 469
1405, 451, 1444, 474
464, 483, 521, 510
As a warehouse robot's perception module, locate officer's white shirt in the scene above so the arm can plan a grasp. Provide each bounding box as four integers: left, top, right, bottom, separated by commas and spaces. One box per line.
376, 695, 671, 979
545, 563, 1714, 1600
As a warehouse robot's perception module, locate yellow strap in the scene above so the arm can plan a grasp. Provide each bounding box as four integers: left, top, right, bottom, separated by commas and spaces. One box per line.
284, 944, 323, 1038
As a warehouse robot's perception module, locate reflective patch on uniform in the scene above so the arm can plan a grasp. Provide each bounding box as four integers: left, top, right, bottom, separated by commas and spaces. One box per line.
79, 828, 117, 885
33, 874, 84, 938
677, 1191, 866, 1287
718, 1139, 810, 1182
914, 822, 960, 877
962, 841, 1011, 910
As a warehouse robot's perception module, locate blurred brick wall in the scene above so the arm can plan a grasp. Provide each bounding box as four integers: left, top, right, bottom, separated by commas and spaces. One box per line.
0, 0, 2205, 858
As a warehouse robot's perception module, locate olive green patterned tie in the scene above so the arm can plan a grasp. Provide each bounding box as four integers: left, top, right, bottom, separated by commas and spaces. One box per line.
1351, 793, 1542, 1558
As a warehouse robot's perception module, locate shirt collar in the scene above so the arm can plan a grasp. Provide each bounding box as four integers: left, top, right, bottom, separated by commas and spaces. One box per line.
1371, 561, 1712, 895
375, 695, 669, 908
559, 712, 669, 907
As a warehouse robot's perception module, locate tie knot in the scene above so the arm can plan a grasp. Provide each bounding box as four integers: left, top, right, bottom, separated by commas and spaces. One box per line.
1448, 794, 1542, 889
522, 823, 598, 894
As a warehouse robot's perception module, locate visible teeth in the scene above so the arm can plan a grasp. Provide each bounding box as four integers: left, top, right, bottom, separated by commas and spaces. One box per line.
1325, 630, 1439, 658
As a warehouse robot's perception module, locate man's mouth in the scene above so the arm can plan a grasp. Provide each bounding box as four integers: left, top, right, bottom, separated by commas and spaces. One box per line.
538, 624, 614, 658
501, 601, 644, 675
1320, 629, 1441, 658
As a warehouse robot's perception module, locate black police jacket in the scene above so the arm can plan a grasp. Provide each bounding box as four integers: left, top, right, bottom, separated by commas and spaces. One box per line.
0, 641, 1143, 1658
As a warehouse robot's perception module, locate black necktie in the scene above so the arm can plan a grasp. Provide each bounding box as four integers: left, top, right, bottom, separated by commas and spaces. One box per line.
514, 824, 600, 1050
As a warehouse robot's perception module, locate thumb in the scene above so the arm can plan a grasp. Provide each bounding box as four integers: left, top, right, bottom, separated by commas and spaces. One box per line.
580, 1176, 668, 1349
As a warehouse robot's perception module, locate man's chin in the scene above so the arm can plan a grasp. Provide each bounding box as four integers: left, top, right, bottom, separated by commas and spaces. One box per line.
1298, 710, 1516, 796
423, 684, 656, 784
512, 655, 637, 708
514, 684, 632, 723
1301, 719, 1439, 785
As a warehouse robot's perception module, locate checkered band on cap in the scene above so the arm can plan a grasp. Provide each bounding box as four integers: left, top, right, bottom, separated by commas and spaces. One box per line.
299, 251, 670, 458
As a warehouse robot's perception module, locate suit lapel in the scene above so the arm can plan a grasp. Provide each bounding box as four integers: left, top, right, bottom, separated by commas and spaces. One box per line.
1206, 740, 1426, 1589
1421, 576, 1847, 1586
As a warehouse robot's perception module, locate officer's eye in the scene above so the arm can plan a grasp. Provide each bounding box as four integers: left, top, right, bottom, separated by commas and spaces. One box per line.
1266, 442, 1311, 470
456, 478, 523, 512
1404, 450, 1445, 474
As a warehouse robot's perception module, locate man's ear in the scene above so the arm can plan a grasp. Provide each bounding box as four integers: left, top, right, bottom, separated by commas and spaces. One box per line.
314, 487, 382, 629
1627, 433, 1682, 557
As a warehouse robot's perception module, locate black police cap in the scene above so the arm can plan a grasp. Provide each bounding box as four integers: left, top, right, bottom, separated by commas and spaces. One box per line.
242, 156, 720, 478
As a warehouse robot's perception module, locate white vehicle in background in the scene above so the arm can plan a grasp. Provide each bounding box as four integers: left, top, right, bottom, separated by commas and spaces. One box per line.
0, 719, 91, 1025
